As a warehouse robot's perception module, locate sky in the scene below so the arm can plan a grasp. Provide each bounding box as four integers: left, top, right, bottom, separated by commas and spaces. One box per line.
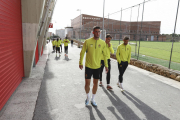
49, 0, 180, 34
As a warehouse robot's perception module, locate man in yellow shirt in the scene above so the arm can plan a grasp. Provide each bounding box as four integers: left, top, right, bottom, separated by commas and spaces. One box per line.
99, 34, 114, 90
116, 36, 131, 91
62, 37, 70, 57
52, 39, 56, 51
56, 38, 61, 57
79, 26, 108, 107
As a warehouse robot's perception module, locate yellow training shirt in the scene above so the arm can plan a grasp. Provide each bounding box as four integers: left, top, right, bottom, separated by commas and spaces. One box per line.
116, 43, 131, 64
56, 40, 61, 47
79, 37, 108, 69
101, 42, 114, 60
52, 40, 56, 46
62, 39, 70, 46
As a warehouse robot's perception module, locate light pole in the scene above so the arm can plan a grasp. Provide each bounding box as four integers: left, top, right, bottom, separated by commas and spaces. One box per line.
77, 9, 81, 42
102, 0, 105, 40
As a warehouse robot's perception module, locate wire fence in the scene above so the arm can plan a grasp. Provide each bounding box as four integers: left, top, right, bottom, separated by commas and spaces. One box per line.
68, 0, 180, 71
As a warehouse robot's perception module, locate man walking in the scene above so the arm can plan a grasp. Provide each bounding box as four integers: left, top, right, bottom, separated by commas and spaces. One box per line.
71, 39, 74, 47
56, 38, 61, 57
62, 37, 70, 57
79, 26, 108, 107
116, 36, 131, 91
99, 34, 114, 90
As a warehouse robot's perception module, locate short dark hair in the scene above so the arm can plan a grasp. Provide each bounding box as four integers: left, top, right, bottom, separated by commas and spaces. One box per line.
106, 34, 112, 39
93, 26, 100, 31
123, 36, 129, 40
57, 38, 59, 40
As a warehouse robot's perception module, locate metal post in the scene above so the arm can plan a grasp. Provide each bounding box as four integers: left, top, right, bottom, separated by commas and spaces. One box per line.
108, 13, 109, 32
103, 0, 105, 32
137, 0, 145, 60
169, 0, 180, 69
135, 4, 140, 56
80, 10, 81, 42
130, 7, 133, 35
119, 8, 122, 45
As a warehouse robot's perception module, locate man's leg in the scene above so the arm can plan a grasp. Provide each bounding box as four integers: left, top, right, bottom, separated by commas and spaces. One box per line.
91, 78, 99, 106
58, 48, 60, 56
66, 46, 68, 54
92, 79, 98, 94
85, 67, 92, 105
118, 62, 128, 90
118, 62, 123, 83
85, 79, 91, 94
99, 60, 104, 86
56, 47, 58, 57
60, 45, 62, 52
107, 59, 111, 84
91, 68, 100, 106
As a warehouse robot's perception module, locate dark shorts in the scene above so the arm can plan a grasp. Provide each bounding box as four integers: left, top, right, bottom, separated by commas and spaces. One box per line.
64, 46, 68, 54
56, 47, 60, 51
53, 46, 55, 50
85, 67, 101, 79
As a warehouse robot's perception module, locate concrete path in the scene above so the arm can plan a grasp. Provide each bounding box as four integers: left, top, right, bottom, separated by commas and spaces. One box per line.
33, 43, 180, 120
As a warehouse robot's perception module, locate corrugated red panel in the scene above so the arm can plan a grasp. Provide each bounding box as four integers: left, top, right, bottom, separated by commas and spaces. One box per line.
41, 46, 43, 56
0, 0, 24, 111
35, 41, 39, 64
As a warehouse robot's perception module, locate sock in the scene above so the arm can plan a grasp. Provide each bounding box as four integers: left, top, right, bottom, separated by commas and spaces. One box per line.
91, 94, 96, 102
119, 83, 123, 88
87, 93, 90, 101
107, 84, 110, 86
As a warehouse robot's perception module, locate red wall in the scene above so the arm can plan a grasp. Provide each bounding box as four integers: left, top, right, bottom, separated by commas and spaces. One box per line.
41, 46, 43, 56
35, 41, 39, 65
0, 0, 24, 110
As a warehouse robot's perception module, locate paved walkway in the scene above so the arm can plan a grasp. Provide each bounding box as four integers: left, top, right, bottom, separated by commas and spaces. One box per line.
33, 42, 180, 120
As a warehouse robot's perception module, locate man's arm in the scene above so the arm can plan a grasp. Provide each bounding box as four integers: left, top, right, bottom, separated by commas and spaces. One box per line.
68, 39, 70, 43
116, 46, 121, 64
109, 43, 114, 54
128, 46, 131, 64
102, 43, 109, 73
79, 41, 87, 69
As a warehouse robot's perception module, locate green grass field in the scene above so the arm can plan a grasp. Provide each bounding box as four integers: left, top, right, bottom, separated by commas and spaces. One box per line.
77, 39, 180, 70
111, 41, 180, 71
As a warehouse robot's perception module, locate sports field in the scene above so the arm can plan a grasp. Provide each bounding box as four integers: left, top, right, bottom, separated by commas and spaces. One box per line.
111, 41, 180, 63
77, 39, 180, 70
111, 41, 180, 70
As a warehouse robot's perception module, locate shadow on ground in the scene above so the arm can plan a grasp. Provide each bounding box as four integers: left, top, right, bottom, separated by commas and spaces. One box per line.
86, 106, 106, 120
101, 86, 170, 120
33, 61, 54, 120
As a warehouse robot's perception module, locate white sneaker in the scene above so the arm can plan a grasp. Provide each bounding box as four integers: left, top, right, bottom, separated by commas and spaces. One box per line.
119, 83, 124, 90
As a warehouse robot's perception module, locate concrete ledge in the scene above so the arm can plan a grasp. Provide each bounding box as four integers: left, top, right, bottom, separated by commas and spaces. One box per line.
0, 44, 49, 120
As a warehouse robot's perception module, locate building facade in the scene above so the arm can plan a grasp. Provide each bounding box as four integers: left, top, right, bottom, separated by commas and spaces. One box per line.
0, 0, 57, 111
56, 29, 65, 39
69, 14, 166, 41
